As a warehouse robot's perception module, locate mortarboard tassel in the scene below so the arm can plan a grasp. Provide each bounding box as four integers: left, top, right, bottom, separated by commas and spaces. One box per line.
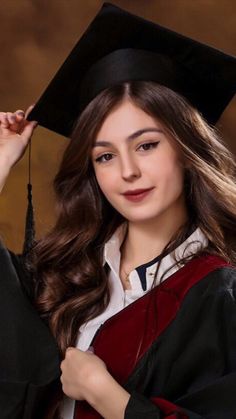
23, 139, 35, 256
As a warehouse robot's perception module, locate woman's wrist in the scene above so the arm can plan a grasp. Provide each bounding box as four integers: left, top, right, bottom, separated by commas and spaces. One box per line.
85, 369, 130, 419
0, 156, 11, 193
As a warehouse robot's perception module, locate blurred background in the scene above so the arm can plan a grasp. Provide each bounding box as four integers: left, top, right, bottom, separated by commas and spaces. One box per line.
0, 0, 235, 253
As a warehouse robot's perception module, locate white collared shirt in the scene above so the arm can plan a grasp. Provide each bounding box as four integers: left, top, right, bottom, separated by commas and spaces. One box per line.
61, 225, 208, 418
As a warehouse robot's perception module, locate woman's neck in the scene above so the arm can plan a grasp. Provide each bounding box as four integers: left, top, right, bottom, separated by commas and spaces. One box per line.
120, 205, 188, 271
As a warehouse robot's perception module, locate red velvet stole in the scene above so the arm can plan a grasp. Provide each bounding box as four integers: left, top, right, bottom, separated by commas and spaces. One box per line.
74, 255, 228, 418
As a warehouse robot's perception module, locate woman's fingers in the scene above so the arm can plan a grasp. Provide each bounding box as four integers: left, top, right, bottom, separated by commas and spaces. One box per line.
6, 112, 24, 132
14, 110, 25, 122
20, 121, 38, 146
0, 112, 10, 129
25, 104, 35, 119
0, 112, 7, 121
0, 111, 23, 133
0, 108, 37, 138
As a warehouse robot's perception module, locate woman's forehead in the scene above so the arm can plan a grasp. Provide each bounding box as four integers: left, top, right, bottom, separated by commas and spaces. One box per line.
95, 100, 164, 140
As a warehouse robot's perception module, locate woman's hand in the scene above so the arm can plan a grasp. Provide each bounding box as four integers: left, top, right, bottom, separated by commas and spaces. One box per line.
61, 347, 130, 419
60, 347, 107, 401
0, 106, 37, 170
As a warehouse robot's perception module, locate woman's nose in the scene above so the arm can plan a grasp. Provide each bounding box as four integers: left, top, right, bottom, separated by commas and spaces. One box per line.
120, 154, 141, 181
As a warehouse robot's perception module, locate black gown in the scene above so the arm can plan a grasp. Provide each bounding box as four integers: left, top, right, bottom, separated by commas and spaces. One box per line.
74, 254, 236, 419
1, 239, 236, 419
0, 241, 60, 419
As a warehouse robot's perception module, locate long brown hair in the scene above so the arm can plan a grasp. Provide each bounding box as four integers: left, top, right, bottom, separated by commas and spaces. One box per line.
34, 81, 236, 356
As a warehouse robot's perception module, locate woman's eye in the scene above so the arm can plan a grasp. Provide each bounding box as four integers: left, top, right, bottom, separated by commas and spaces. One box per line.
95, 153, 113, 163
138, 141, 160, 151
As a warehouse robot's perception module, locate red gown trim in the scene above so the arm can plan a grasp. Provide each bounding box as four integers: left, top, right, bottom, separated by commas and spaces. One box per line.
151, 397, 189, 418
74, 254, 228, 418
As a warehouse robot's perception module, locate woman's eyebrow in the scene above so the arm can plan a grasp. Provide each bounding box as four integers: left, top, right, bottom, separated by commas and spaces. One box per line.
93, 128, 163, 148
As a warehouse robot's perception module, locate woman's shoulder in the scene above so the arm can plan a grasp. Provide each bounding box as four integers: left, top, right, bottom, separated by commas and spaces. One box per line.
184, 254, 236, 305
205, 263, 236, 292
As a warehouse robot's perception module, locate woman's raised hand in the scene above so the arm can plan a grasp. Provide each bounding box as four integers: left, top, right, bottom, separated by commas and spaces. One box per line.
0, 106, 37, 192
0, 106, 37, 168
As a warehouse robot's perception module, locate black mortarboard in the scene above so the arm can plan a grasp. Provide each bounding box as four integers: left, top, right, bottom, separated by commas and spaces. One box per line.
28, 2, 236, 137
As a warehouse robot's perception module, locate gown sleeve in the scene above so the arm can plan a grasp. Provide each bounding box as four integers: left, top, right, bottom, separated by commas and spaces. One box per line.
0, 241, 60, 419
124, 267, 236, 419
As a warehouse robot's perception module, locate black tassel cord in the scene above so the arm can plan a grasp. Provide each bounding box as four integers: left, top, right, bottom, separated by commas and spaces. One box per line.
23, 139, 35, 256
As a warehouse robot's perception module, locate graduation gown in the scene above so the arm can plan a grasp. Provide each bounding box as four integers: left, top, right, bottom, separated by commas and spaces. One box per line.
1, 238, 236, 419
0, 241, 60, 419
74, 254, 236, 419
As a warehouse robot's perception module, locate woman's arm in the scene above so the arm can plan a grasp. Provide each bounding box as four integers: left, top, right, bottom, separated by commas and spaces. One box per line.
0, 107, 37, 192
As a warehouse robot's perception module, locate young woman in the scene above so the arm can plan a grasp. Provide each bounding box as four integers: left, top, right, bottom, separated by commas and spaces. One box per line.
0, 3, 236, 419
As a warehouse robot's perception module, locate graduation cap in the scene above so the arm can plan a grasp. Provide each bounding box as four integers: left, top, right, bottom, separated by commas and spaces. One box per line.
24, 2, 236, 253
27, 2, 236, 137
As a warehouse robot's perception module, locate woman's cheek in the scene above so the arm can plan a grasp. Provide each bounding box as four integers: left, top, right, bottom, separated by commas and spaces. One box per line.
96, 171, 118, 197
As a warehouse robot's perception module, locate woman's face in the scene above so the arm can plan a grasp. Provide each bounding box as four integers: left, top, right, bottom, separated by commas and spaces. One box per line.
91, 99, 187, 225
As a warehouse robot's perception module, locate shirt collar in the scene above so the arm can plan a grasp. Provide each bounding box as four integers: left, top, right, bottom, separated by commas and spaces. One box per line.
103, 223, 127, 274
104, 223, 208, 280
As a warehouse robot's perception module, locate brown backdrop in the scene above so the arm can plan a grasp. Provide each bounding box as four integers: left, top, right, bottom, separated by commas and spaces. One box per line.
0, 0, 235, 253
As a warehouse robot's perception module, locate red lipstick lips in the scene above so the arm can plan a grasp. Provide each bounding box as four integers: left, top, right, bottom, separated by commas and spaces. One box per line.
122, 187, 154, 202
